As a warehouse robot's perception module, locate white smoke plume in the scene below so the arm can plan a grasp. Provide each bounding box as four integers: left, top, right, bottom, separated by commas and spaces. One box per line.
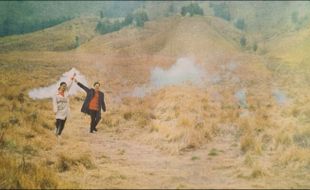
28, 68, 88, 100
272, 88, 288, 106
130, 57, 207, 97
235, 88, 248, 108
150, 57, 206, 88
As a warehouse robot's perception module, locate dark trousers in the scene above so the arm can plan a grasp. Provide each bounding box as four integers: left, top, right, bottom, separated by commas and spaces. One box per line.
56, 118, 66, 136
89, 110, 101, 132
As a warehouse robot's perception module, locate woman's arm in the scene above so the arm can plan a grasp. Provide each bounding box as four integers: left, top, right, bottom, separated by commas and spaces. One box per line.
67, 73, 76, 92
67, 78, 74, 92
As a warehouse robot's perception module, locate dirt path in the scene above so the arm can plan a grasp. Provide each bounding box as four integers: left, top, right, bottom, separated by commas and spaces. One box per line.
49, 104, 270, 189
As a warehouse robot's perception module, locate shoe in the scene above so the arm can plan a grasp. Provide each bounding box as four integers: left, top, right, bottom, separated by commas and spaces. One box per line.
94, 128, 97, 132
90, 131, 94, 133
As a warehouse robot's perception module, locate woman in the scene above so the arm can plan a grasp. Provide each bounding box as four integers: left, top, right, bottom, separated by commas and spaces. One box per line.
52, 75, 75, 137
74, 79, 106, 133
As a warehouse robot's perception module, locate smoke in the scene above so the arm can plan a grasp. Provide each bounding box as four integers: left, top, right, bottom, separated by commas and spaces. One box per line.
130, 57, 207, 97
131, 85, 152, 98
235, 88, 248, 108
28, 68, 88, 100
150, 57, 206, 88
272, 88, 287, 106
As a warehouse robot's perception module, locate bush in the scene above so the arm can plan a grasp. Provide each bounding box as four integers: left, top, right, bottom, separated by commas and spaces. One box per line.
57, 153, 95, 172
240, 36, 247, 48
95, 20, 122, 35
96, 10, 149, 35
134, 11, 149, 27
291, 11, 299, 24
123, 13, 134, 26
234, 18, 245, 30
253, 43, 258, 52
181, 3, 204, 17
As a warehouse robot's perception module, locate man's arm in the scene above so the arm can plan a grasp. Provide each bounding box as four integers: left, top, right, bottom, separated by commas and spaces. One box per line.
101, 93, 106, 112
75, 79, 90, 93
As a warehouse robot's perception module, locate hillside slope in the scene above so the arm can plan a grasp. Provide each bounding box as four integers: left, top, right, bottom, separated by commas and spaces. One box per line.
0, 17, 99, 52
77, 16, 242, 58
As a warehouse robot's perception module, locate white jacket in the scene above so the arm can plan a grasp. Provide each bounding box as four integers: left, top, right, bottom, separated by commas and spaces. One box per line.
52, 80, 73, 120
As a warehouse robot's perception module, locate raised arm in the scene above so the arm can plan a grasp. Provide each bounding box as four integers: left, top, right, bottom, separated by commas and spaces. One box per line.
67, 73, 76, 92
66, 78, 74, 92
75, 79, 90, 93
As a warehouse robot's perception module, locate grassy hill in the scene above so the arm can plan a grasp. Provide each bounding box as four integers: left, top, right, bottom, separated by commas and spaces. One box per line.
0, 17, 99, 52
77, 15, 242, 58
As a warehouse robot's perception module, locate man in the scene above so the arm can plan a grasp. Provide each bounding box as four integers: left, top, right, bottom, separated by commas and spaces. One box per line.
75, 79, 106, 133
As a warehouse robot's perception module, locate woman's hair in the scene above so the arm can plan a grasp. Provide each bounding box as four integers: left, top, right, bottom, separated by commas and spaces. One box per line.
58, 82, 67, 90
93, 81, 100, 87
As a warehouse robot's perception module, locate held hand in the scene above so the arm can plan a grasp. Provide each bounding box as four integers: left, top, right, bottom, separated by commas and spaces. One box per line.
71, 73, 77, 80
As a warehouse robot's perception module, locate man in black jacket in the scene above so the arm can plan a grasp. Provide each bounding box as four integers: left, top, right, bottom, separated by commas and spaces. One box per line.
75, 79, 106, 133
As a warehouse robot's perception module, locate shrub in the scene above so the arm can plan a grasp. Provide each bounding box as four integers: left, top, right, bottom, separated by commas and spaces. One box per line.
96, 10, 149, 35
123, 112, 133, 120
234, 18, 245, 30
291, 11, 299, 24
96, 20, 122, 35
240, 36, 247, 48
253, 43, 258, 52
208, 148, 218, 156
133, 11, 149, 27
123, 13, 134, 26
57, 153, 95, 172
181, 3, 204, 17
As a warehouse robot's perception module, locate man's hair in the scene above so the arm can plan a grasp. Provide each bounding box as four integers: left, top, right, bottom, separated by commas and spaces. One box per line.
93, 81, 100, 87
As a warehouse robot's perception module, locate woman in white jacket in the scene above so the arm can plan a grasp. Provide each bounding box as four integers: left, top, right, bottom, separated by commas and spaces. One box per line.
53, 76, 74, 136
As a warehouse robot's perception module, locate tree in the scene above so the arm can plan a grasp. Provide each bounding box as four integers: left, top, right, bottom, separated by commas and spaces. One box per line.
168, 3, 175, 14
75, 36, 80, 48
240, 36, 247, 48
291, 11, 298, 24
133, 11, 149, 27
100, 11, 104, 19
181, 3, 204, 17
252, 43, 258, 52
1, 18, 10, 36
234, 18, 245, 30
124, 13, 134, 26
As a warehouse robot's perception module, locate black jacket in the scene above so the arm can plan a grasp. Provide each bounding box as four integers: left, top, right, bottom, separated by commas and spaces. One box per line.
77, 82, 106, 117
